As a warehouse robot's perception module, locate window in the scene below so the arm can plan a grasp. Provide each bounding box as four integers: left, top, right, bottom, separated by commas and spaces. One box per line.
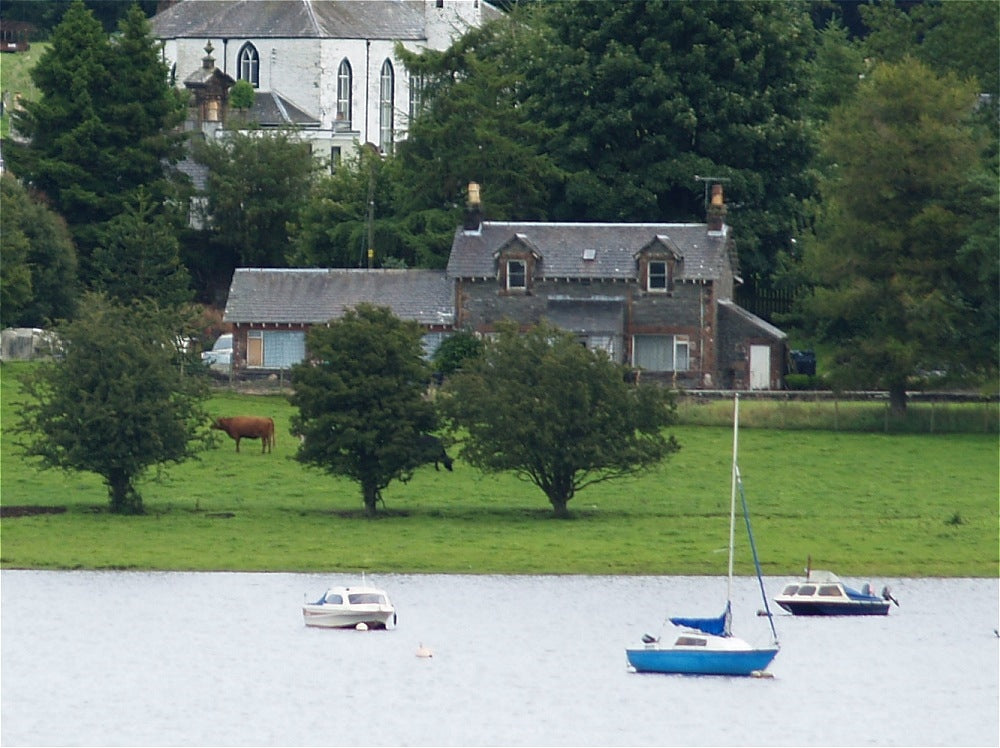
247, 330, 306, 369
336, 59, 352, 128
819, 586, 844, 597
632, 335, 689, 372
330, 146, 341, 172
238, 43, 259, 87
648, 260, 668, 291
506, 259, 526, 290
409, 73, 424, 121
380, 60, 395, 154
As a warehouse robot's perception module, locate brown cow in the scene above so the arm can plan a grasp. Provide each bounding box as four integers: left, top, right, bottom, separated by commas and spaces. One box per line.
212, 416, 275, 453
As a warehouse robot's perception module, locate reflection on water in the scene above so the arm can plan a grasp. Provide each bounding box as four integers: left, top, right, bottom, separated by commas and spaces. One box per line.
2, 572, 997, 747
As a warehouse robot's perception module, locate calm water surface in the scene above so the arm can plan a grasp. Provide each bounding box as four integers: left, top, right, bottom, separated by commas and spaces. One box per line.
2, 572, 997, 747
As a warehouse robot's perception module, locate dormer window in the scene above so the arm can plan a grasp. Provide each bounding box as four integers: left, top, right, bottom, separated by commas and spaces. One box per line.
648, 261, 668, 291
507, 260, 526, 290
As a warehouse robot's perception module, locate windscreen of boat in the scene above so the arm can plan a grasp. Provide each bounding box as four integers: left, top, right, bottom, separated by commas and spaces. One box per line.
348, 593, 386, 605
781, 585, 799, 595
818, 585, 844, 597
323, 592, 344, 604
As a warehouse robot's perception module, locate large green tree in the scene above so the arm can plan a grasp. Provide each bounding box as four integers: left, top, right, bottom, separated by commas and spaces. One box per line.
794, 59, 996, 414
91, 192, 192, 309
289, 145, 407, 268
288, 304, 440, 517
520, 0, 817, 288
192, 128, 317, 268
0, 174, 79, 328
440, 321, 680, 518
6, 1, 186, 281
14, 293, 212, 514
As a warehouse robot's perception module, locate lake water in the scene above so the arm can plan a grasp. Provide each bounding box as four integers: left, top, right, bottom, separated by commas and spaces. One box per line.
1, 571, 997, 747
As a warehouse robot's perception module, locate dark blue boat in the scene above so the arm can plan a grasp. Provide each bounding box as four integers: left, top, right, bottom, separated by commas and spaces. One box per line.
774, 569, 898, 616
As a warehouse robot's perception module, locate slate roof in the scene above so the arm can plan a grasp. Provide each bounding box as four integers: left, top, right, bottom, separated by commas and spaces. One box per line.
223, 268, 454, 326
718, 299, 787, 341
242, 91, 321, 126
153, 0, 442, 40
447, 221, 732, 282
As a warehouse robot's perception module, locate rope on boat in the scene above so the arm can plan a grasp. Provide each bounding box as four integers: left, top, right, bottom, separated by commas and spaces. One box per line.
736, 466, 780, 646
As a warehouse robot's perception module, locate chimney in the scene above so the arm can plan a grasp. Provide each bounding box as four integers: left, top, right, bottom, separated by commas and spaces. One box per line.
707, 183, 727, 234
463, 181, 482, 233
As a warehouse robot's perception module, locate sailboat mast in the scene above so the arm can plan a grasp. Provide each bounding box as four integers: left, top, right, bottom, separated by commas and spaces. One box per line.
727, 394, 739, 605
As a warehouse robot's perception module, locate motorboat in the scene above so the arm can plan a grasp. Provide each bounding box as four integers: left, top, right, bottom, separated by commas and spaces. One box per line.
774, 569, 898, 616
302, 585, 396, 629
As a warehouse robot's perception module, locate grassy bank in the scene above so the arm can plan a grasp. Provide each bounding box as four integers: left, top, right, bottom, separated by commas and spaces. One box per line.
1, 363, 996, 576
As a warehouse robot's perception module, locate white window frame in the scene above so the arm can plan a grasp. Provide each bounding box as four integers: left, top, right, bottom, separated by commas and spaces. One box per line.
380, 60, 395, 154
648, 260, 668, 292
409, 73, 424, 121
632, 334, 689, 372
238, 43, 259, 87
506, 259, 526, 290
336, 59, 352, 128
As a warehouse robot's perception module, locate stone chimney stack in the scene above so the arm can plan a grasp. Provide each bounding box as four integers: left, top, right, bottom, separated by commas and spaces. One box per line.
707, 183, 727, 234
463, 181, 482, 233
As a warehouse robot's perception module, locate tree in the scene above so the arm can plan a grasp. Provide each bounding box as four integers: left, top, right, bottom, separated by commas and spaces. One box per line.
192, 128, 317, 268
288, 304, 440, 517
439, 321, 680, 518
90, 191, 192, 309
520, 0, 817, 289
393, 16, 562, 260
14, 293, 212, 514
289, 145, 406, 268
6, 1, 186, 282
794, 59, 995, 414
430, 331, 484, 377
228, 79, 255, 110
0, 174, 79, 328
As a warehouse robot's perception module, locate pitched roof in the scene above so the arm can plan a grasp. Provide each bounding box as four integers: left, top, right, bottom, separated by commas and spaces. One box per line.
223, 268, 454, 326
447, 221, 732, 282
718, 299, 787, 341
152, 1, 428, 40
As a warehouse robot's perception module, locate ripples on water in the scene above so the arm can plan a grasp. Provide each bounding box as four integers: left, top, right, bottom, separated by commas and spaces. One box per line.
1, 572, 997, 747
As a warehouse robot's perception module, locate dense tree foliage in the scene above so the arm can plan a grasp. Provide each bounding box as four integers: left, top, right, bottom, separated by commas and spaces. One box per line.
14, 294, 212, 514
430, 331, 484, 377
289, 145, 407, 268
0, 174, 78, 328
440, 321, 680, 518
90, 192, 192, 309
6, 2, 186, 282
793, 60, 995, 414
192, 128, 318, 268
289, 305, 440, 517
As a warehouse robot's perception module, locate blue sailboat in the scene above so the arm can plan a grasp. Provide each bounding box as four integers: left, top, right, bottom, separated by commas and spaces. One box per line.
626, 394, 779, 676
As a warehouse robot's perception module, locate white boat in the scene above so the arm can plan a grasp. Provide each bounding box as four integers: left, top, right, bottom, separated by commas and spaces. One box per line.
626, 394, 780, 676
302, 585, 396, 629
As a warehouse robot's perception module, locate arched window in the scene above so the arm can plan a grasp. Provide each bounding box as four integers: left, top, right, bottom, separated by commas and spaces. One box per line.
238, 43, 259, 87
336, 59, 352, 128
380, 59, 394, 154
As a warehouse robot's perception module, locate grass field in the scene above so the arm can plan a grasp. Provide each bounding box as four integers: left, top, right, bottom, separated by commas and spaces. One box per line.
0, 44, 46, 139
1, 362, 997, 577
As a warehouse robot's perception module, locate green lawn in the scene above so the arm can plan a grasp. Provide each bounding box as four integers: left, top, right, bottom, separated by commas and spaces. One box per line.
1, 362, 996, 576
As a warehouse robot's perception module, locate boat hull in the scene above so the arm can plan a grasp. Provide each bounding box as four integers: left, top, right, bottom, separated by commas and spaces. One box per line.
774, 600, 889, 616
626, 646, 778, 676
302, 606, 396, 629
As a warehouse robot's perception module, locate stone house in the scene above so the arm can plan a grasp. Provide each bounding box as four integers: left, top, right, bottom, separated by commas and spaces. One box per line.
150, 0, 502, 163
447, 183, 787, 390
